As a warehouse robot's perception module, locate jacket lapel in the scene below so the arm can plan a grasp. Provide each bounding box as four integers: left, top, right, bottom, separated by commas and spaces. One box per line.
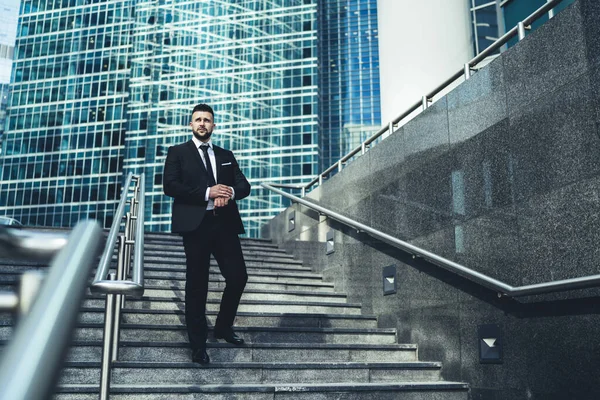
186, 140, 208, 175
213, 145, 223, 183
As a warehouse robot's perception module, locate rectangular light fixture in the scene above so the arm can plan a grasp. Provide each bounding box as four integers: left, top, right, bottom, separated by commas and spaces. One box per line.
382, 265, 397, 295
326, 229, 334, 254
288, 210, 295, 232
478, 324, 503, 364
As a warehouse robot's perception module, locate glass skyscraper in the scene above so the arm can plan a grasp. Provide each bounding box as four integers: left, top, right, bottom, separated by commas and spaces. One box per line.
470, 0, 576, 56
0, 0, 318, 237
317, 0, 381, 171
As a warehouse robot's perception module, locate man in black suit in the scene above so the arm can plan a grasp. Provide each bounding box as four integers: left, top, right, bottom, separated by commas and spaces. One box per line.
163, 104, 251, 365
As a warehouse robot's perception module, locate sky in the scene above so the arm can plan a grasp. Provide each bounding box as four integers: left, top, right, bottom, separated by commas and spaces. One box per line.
0, 0, 20, 83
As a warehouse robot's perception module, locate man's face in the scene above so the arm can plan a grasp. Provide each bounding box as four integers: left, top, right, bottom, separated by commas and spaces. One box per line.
190, 111, 215, 142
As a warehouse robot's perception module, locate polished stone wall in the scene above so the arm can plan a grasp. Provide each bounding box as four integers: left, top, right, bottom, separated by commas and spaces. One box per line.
263, 1, 600, 399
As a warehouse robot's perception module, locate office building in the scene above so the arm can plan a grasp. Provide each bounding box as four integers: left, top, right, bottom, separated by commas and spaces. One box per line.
0, 0, 318, 237
470, 0, 576, 55
317, 0, 381, 171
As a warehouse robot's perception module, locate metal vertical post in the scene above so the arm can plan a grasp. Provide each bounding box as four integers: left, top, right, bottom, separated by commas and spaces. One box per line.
518, 22, 526, 40
124, 212, 132, 278
422, 96, 429, 110
99, 273, 116, 400
338, 160, 343, 172
547, 0, 555, 19
464, 63, 471, 80
17, 271, 44, 317
111, 237, 126, 362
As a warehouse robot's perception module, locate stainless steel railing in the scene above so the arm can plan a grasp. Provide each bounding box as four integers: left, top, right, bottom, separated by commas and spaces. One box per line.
262, 182, 600, 298
90, 172, 145, 400
298, 0, 566, 194
0, 220, 103, 400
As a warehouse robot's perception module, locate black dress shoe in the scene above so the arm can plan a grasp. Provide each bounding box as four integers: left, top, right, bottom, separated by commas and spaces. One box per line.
214, 328, 245, 345
192, 348, 210, 365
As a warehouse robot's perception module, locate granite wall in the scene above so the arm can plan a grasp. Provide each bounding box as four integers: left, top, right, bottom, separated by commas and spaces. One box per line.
262, 1, 600, 399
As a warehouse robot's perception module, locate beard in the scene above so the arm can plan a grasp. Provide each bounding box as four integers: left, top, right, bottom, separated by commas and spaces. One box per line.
193, 129, 212, 141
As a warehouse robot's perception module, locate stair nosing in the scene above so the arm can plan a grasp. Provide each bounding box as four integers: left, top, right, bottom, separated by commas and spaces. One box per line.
74, 323, 397, 334
63, 361, 442, 369
79, 308, 377, 320
56, 381, 470, 393
61, 341, 418, 350
83, 295, 362, 308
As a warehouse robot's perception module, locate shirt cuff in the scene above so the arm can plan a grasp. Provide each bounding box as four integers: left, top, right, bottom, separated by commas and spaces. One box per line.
230, 186, 235, 200
205, 188, 210, 202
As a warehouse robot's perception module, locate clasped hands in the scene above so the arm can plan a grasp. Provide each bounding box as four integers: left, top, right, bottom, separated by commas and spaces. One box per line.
209, 184, 233, 208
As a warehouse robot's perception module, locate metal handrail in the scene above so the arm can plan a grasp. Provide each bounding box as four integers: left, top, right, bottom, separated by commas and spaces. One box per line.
0, 227, 72, 314
0, 220, 103, 400
92, 173, 144, 296
0, 227, 68, 262
262, 183, 600, 298
298, 0, 565, 193
90, 172, 145, 400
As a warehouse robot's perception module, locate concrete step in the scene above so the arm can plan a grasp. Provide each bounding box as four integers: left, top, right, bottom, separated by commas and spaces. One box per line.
145, 264, 317, 276
65, 325, 398, 344
55, 382, 469, 399
77, 309, 378, 329
142, 256, 304, 267
143, 242, 288, 254
84, 287, 348, 303
0, 262, 316, 278
59, 361, 443, 385
82, 296, 363, 314
144, 269, 328, 284
143, 278, 334, 293
143, 234, 276, 247
0, 263, 48, 275
144, 245, 298, 261
63, 341, 419, 363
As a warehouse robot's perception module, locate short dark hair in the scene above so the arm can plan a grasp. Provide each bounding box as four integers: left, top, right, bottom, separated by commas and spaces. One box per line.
192, 104, 214, 119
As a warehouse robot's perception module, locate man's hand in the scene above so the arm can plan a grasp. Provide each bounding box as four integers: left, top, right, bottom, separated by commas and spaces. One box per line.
214, 197, 230, 208
209, 184, 233, 200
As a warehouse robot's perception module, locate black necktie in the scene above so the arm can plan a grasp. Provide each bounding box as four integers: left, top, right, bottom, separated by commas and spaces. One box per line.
200, 144, 217, 187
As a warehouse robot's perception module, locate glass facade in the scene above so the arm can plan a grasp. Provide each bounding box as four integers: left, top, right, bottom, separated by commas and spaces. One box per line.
0, 0, 317, 237
470, 0, 576, 56
317, 0, 381, 172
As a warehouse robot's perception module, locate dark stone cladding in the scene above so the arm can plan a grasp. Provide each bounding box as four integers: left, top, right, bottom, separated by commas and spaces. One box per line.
263, 1, 600, 399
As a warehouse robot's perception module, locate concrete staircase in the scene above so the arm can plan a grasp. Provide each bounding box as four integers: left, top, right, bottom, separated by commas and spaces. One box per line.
1, 231, 469, 399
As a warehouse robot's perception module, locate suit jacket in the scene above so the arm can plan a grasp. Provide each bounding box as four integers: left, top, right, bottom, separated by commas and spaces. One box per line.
163, 140, 251, 234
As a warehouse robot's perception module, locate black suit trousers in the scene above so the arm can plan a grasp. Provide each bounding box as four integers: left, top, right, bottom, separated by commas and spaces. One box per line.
182, 212, 248, 351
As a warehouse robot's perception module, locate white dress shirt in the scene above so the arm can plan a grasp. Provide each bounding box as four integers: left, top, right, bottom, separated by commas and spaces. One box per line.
191, 137, 234, 211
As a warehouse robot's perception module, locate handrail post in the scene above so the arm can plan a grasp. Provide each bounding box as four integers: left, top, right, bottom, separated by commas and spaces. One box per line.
301, 187, 306, 197
517, 21, 526, 40
422, 95, 429, 110
318, 174, 323, 185
547, 0, 555, 19
17, 271, 44, 317
111, 236, 126, 362
464, 63, 471, 80
100, 273, 117, 400
124, 212, 133, 278
361, 142, 366, 155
